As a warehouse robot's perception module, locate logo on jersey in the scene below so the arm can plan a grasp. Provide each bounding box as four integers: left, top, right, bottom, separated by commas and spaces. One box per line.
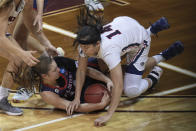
60, 68, 66, 74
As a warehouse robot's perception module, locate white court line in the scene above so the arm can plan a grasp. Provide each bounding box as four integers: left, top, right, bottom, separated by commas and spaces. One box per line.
158, 62, 196, 78
43, 23, 77, 39
14, 114, 82, 131
151, 83, 196, 96
13, 84, 196, 131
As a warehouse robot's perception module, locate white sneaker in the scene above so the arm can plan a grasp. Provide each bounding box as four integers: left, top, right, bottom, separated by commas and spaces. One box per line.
84, 0, 104, 11
147, 66, 163, 88
12, 88, 34, 103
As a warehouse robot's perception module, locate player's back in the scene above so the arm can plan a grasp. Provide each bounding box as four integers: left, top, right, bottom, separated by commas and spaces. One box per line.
100, 16, 149, 53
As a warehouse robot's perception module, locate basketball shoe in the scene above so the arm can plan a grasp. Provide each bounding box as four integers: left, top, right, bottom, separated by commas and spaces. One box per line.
160, 41, 184, 60
0, 96, 23, 115
147, 66, 163, 88
12, 87, 34, 103
84, 0, 104, 11
150, 17, 170, 34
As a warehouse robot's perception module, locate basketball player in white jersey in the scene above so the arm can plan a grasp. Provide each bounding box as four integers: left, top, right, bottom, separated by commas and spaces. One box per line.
67, 8, 184, 126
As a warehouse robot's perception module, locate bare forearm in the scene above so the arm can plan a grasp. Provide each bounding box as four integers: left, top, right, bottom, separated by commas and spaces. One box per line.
36, 0, 44, 15
107, 82, 123, 115
0, 36, 24, 58
107, 64, 123, 115
75, 56, 88, 100
41, 92, 70, 110
86, 67, 110, 84
75, 69, 86, 99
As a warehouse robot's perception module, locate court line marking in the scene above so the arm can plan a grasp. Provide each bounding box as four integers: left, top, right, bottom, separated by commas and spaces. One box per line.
158, 62, 196, 78
151, 83, 196, 96
13, 114, 82, 131
13, 83, 196, 131
43, 23, 196, 78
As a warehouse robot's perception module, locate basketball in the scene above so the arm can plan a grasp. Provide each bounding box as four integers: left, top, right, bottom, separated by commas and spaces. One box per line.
84, 83, 108, 103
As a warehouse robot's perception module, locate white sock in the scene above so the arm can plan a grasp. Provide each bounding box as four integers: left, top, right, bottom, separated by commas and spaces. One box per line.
152, 55, 165, 64
0, 86, 9, 100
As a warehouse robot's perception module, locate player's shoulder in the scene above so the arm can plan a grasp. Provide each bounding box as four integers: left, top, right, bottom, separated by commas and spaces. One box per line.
112, 16, 139, 24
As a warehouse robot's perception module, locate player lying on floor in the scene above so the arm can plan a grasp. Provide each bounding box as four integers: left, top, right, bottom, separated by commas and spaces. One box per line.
11, 55, 112, 114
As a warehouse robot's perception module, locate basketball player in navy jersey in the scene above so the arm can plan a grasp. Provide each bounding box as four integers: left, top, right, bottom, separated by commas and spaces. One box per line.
70, 8, 184, 126
11, 55, 112, 114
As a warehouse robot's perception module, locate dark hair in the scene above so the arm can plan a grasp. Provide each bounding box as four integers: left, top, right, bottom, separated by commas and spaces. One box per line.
73, 7, 104, 47
0, 0, 13, 9
11, 55, 53, 92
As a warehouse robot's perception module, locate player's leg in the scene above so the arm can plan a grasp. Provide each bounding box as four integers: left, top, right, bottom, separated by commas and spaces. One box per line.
124, 65, 163, 98
146, 17, 170, 36
0, 37, 23, 116
124, 42, 152, 98
145, 41, 184, 71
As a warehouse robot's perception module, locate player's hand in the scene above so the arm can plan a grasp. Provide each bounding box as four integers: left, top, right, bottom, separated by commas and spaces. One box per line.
66, 98, 80, 115
100, 92, 110, 105
46, 45, 58, 57
20, 50, 40, 67
106, 79, 113, 92
33, 13, 43, 32
94, 113, 112, 127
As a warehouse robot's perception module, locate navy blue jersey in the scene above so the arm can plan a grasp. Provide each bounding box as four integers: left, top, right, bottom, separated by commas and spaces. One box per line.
40, 57, 104, 102
40, 57, 77, 101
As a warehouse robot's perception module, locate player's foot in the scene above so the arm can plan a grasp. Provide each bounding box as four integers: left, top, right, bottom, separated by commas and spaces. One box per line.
150, 17, 170, 34
12, 88, 34, 103
84, 0, 104, 11
0, 96, 23, 116
147, 66, 163, 89
161, 41, 184, 60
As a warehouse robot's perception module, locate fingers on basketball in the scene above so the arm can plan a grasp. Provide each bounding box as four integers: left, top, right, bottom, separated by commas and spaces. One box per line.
84, 83, 110, 103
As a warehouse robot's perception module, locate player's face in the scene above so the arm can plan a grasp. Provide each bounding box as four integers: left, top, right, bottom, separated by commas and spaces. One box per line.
46, 61, 60, 81
80, 42, 100, 57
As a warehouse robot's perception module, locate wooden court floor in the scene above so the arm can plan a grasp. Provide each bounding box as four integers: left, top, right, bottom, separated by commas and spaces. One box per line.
0, 0, 196, 130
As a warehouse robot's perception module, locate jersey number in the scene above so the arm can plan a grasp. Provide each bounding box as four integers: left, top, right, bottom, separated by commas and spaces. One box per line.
102, 25, 122, 39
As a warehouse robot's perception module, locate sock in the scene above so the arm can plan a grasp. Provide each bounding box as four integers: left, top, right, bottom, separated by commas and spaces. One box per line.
152, 54, 165, 64
0, 86, 9, 100
147, 74, 158, 89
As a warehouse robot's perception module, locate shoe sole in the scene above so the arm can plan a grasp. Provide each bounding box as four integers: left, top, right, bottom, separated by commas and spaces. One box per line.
0, 110, 23, 116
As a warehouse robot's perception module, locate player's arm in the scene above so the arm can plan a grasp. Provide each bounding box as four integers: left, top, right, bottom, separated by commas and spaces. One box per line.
0, 17, 39, 66
75, 55, 88, 101
41, 91, 109, 114
94, 63, 123, 126
66, 55, 88, 115
33, 0, 44, 31
40, 91, 71, 110
86, 67, 113, 91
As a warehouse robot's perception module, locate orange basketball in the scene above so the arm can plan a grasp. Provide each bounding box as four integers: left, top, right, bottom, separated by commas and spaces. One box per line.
84, 83, 108, 103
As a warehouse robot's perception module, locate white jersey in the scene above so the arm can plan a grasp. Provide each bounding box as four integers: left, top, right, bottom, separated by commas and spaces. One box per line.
80, 16, 151, 70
